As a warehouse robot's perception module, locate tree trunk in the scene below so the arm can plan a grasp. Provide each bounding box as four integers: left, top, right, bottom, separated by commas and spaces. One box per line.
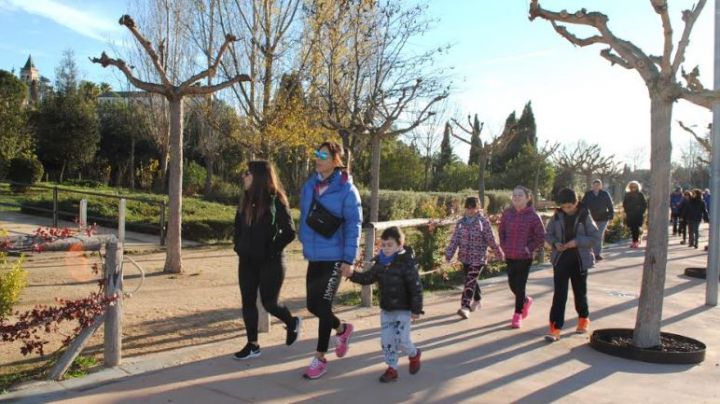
129, 136, 135, 190
532, 165, 541, 204
204, 157, 214, 196
164, 97, 184, 274
633, 95, 673, 348
369, 134, 381, 222
59, 161, 66, 183
478, 152, 487, 209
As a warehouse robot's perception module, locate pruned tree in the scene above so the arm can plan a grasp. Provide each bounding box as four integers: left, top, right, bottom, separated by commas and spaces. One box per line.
451, 114, 512, 208
556, 141, 617, 189
306, 0, 449, 222
530, 0, 720, 347
92, 14, 250, 273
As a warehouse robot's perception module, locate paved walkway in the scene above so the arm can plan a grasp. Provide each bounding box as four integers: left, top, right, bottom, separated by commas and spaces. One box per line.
3, 228, 719, 403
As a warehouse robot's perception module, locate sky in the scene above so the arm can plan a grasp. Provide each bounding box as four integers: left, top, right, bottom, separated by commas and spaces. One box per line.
0, 0, 715, 168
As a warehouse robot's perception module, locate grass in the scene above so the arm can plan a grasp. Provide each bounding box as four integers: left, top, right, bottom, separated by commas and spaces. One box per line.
65, 355, 99, 379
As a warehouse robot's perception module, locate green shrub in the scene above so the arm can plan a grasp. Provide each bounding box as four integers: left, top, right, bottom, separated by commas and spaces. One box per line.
8, 156, 44, 192
183, 161, 207, 196
0, 252, 27, 321
204, 179, 241, 206
604, 212, 630, 243
485, 190, 512, 214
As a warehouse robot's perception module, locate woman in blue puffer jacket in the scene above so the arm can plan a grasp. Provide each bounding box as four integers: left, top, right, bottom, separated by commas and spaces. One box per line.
298, 141, 362, 380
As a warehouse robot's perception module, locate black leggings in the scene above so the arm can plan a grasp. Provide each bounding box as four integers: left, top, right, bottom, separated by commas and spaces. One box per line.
506, 259, 532, 314
629, 224, 641, 242
549, 253, 588, 329
306, 261, 343, 353
238, 256, 294, 343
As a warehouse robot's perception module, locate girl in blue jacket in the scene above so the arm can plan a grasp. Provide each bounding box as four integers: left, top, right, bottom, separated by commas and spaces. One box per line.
299, 141, 363, 379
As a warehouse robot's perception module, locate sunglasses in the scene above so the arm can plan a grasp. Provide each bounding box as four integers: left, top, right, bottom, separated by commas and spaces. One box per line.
314, 150, 330, 161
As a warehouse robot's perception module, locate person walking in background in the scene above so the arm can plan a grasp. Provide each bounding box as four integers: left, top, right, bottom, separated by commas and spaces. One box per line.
685, 189, 709, 249
445, 196, 504, 320
498, 185, 546, 329
232, 161, 301, 360
544, 188, 601, 342
678, 190, 692, 245
670, 187, 684, 236
581, 179, 614, 260
622, 181, 647, 248
703, 188, 711, 215
298, 141, 363, 380
344, 227, 423, 383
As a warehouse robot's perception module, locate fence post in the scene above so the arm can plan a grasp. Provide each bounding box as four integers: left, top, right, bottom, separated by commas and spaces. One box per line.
104, 239, 123, 367
79, 199, 87, 229
361, 226, 376, 307
118, 198, 126, 243
52, 186, 59, 227
159, 200, 166, 246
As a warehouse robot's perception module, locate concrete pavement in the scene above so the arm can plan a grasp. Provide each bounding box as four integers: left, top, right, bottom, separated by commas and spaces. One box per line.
2, 229, 719, 403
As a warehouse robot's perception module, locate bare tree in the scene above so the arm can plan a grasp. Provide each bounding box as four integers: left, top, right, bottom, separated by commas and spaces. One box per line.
406, 98, 449, 191
530, 0, 720, 347
556, 141, 617, 189
450, 114, 512, 208
215, 0, 305, 157
92, 15, 250, 273
306, 0, 449, 222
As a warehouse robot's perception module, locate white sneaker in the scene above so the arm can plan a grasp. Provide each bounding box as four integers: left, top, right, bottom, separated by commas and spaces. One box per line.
469, 300, 481, 312
457, 308, 470, 319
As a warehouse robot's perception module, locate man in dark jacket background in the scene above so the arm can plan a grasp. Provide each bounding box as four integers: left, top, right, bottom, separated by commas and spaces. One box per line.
581, 179, 614, 261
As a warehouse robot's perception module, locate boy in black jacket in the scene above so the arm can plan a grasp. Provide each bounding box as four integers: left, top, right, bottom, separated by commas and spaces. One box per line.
344, 226, 423, 383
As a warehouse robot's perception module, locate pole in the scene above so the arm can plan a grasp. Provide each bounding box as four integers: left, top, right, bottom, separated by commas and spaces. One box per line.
361, 226, 376, 307
79, 199, 87, 230
118, 198, 126, 243
52, 186, 58, 227
707, 0, 720, 306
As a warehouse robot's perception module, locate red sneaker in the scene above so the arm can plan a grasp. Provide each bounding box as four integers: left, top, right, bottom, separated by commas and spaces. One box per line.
409, 348, 421, 374
379, 367, 398, 383
334, 323, 354, 358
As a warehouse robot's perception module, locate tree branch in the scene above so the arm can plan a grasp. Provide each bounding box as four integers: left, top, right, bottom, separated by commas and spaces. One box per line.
180, 34, 239, 91
650, 0, 673, 74
550, 21, 605, 47
182, 74, 252, 95
677, 120, 712, 152
90, 53, 167, 94
600, 48, 633, 69
119, 15, 173, 88
671, 0, 707, 76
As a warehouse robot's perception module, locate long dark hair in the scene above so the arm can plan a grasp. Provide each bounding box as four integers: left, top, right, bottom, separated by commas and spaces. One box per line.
240, 160, 289, 225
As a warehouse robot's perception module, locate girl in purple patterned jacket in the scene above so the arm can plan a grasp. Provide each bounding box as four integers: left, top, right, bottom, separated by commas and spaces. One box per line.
498, 186, 546, 329
445, 197, 504, 320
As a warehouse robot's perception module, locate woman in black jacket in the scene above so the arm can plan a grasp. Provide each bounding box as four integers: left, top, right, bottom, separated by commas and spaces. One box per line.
232, 160, 301, 360
622, 181, 647, 248
684, 189, 710, 249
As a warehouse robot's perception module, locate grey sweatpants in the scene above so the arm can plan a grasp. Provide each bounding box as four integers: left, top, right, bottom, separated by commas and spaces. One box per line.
380, 310, 418, 369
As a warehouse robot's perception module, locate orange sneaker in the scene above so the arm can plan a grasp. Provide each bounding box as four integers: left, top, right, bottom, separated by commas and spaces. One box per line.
544, 323, 561, 342
576, 317, 590, 334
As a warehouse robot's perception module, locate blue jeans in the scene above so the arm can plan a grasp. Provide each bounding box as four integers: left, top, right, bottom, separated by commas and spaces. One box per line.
380, 310, 417, 369
594, 220, 609, 257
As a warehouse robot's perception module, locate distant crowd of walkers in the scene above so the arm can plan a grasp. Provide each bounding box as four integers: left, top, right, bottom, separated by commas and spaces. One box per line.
231, 140, 711, 383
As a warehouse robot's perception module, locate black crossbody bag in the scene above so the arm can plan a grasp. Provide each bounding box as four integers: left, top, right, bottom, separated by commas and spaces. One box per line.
306, 194, 344, 238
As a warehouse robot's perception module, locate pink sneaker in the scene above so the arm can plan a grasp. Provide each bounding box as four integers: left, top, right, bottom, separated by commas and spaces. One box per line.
303, 357, 328, 379
334, 323, 354, 358
511, 313, 521, 329
521, 296, 533, 319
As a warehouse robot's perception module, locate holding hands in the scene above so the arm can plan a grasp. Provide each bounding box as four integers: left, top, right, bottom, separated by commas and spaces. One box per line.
554, 239, 577, 252
341, 263, 354, 278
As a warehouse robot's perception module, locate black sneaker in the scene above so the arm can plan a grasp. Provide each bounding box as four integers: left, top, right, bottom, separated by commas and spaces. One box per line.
595, 255, 604, 261
233, 343, 260, 360
286, 317, 302, 346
